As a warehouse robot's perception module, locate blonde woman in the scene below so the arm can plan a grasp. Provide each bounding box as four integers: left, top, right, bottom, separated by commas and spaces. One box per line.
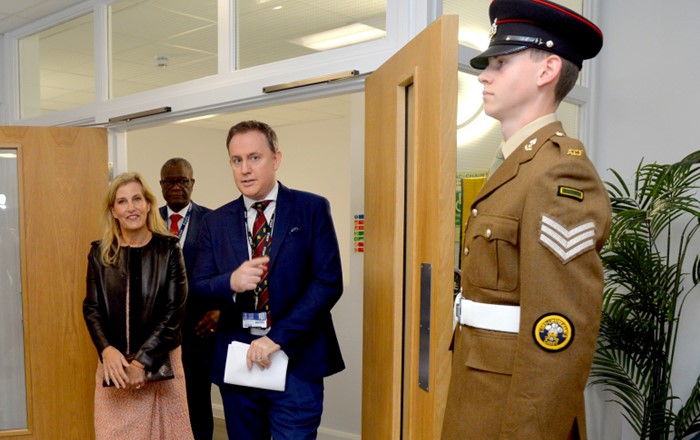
83, 172, 193, 439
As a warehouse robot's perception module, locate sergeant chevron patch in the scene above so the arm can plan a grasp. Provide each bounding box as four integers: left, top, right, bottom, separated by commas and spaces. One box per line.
539, 215, 596, 263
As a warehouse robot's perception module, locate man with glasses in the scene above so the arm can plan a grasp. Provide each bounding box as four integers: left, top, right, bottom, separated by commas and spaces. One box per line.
159, 157, 217, 440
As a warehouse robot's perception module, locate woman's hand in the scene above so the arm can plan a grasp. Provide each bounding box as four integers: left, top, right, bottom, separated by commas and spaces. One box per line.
101, 346, 129, 389
126, 360, 147, 390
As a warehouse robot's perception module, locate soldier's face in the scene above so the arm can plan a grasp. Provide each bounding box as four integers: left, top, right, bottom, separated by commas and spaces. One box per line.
478, 50, 543, 123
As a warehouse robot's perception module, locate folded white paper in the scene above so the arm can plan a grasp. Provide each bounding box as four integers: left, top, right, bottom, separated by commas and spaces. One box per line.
223, 341, 288, 391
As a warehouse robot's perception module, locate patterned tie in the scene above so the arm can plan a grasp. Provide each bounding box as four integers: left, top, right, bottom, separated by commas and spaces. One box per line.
251, 201, 272, 323
169, 213, 182, 235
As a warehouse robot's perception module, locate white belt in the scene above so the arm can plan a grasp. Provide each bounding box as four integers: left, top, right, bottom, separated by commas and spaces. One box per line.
453, 293, 520, 333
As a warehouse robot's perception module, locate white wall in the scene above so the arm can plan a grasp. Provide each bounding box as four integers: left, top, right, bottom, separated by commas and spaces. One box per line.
126, 114, 362, 440
588, 2, 700, 439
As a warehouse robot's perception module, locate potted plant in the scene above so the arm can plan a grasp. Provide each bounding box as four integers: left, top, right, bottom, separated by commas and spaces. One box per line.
590, 150, 700, 439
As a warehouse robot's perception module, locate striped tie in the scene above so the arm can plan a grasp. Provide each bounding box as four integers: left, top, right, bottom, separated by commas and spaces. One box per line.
251, 201, 272, 323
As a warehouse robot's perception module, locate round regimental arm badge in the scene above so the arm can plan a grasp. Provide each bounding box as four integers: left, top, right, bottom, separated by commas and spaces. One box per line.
532, 313, 574, 352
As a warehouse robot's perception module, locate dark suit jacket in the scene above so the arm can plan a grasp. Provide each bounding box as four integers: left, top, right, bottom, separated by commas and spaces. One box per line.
160, 201, 213, 331
192, 182, 345, 385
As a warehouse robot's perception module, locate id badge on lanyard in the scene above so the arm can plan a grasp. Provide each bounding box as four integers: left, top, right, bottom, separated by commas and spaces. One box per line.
242, 311, 268, 329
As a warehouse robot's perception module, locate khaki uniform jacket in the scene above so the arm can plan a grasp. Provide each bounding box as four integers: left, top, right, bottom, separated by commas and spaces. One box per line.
442, 122, 612, 439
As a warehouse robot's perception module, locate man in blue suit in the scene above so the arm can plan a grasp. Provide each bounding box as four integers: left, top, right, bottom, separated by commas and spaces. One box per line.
192, 120, 344, 440
159, 157, 217, 440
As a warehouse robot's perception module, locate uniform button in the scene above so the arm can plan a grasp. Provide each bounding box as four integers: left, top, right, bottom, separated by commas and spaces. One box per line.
485, 229, 492, 238
464, 247, 469, 255
471, 208, 478, 217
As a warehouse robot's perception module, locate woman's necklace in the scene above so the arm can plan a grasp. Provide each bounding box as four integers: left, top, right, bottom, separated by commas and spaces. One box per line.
120, 231, 153, 248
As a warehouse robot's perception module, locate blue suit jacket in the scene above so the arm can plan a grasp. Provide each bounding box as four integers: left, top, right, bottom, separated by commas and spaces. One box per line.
192, 183, 345, 384
160, 201, 214, 328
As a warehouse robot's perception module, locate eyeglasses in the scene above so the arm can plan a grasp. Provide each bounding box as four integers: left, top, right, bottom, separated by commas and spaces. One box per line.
161, 178, 192, 188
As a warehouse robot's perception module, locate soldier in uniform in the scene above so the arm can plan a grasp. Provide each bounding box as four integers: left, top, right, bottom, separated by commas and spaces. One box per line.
442, 1, 612, 439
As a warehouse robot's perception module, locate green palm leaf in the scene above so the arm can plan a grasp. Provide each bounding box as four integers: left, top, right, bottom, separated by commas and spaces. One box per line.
675, 378, 700, 437
591, 151, 700, 439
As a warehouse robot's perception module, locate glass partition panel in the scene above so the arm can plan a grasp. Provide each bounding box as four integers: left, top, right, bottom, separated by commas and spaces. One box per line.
18, 13, 95, 118
109, 0, 218, 98
237, 0, 386, 69
0, 149, 28, 430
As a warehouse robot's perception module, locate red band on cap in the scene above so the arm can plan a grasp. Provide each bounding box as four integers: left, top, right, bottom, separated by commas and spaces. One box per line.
532, 0, 603, 38
497, 19, 538, 26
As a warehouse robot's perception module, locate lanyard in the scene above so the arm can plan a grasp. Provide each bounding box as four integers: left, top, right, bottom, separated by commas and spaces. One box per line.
243, 206, 275, 258
174, 205, 192, 243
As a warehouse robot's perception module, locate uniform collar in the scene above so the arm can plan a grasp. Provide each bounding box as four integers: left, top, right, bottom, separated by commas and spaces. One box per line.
502, 113, 557, 159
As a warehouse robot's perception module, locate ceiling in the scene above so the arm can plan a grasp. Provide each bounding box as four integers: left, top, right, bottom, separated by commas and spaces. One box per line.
0, 0, 385, 130
0, 0, 85, 34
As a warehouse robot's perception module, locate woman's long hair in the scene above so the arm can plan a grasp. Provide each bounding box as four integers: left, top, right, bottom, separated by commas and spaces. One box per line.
99, 172, 168, 266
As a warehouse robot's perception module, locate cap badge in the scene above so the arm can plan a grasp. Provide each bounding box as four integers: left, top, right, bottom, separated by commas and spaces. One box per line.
489, 18, 498, 41
567, 149, 583, 156
532, 313, 574, 352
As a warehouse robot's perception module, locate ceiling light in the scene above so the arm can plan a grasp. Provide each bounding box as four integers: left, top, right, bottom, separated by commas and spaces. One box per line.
293, 23, 386, 51
458, 28, 489, 51
174, 114, 220, 124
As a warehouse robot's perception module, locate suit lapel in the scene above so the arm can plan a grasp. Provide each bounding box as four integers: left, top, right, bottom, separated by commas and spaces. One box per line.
472, 122, 564, 206
227, 198, 251, 265
268, 183, 292, 272
183, 202, 200, 248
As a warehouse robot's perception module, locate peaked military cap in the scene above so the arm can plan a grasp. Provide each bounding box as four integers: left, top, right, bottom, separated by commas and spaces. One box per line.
470, 0, 603, 70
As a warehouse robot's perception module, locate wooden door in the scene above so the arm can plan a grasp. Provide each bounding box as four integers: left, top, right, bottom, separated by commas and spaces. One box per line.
0, 127, 107, 439
362, 15, 458, 439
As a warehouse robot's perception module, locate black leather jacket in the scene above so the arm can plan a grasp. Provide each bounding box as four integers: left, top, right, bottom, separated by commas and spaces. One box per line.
83, 233, 187, 372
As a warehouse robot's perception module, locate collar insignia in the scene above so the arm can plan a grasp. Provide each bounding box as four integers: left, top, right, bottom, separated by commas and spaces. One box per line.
524, 138, 537, 151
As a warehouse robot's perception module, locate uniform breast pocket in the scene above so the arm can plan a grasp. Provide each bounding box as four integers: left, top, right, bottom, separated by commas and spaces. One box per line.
464, 214, 519, 291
